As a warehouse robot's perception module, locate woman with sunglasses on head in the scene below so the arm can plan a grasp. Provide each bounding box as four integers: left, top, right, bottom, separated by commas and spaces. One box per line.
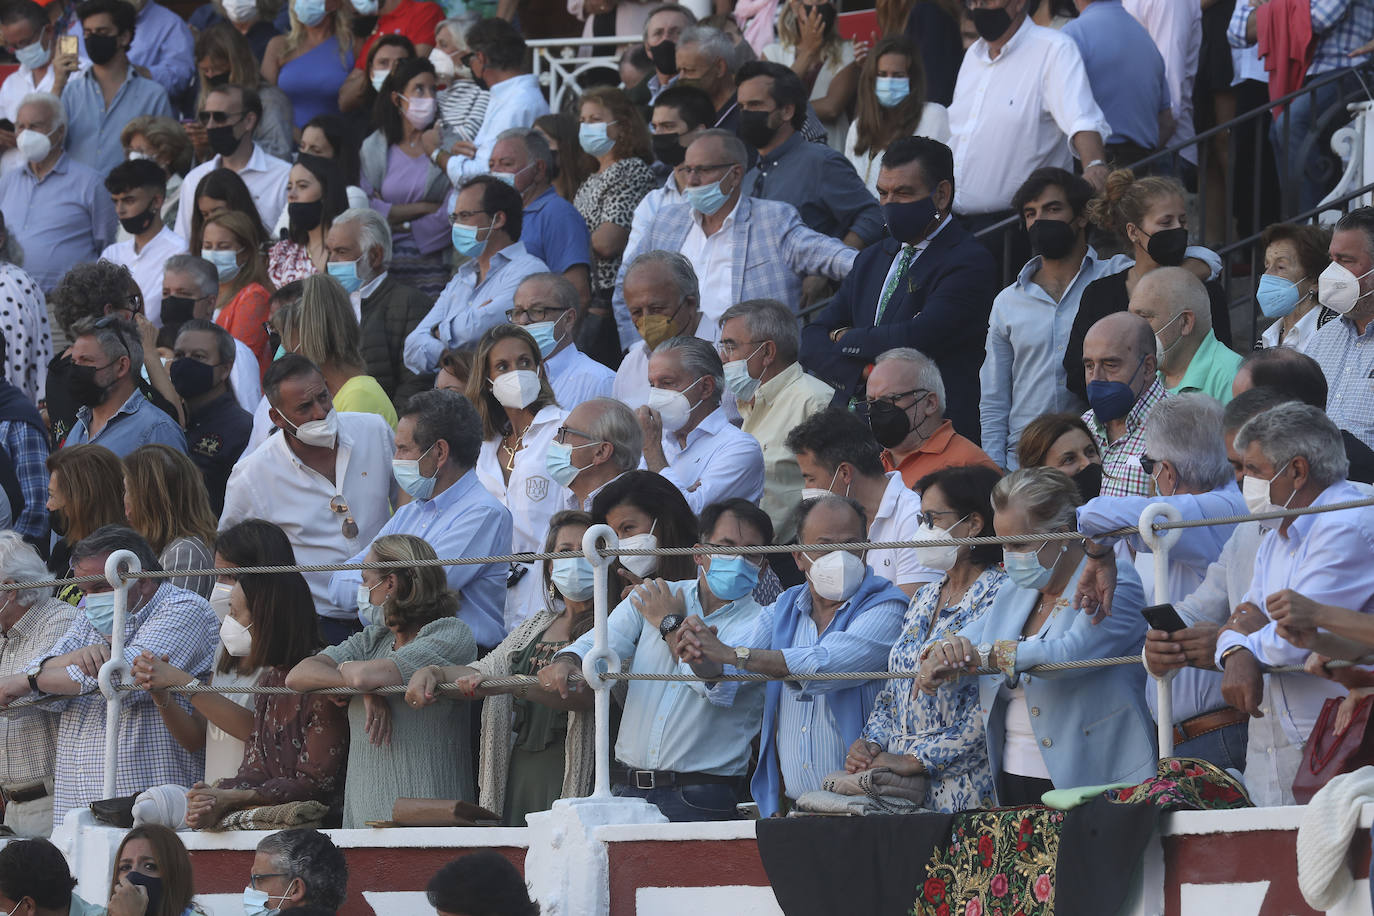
202, 210, 275, 378
268, 155, 350, 287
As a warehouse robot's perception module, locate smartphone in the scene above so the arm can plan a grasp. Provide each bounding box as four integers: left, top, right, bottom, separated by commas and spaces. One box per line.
58, 35, 77, 57
1142, 602, 1188, 634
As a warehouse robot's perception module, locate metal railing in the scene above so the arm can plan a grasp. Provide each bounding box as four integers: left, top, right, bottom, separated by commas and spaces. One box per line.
528, 35, 634, 113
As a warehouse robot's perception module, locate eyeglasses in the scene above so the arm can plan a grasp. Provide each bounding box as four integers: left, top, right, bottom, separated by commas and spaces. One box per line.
701, 543, 764, 569
554, 425, 597, 444
916, 508, 961, 529
1139, 455, 1158, 476
717, 339, 762, 359
94, 315, 135, 359
449, 209, 489, 226
459, 51, 476, 69
329, 495, 359, 539
673, 163, 734, 179
507, 305, 571, 323
262, 320, 281, 357
196, 109, 244, 125
864, 387, 928, 408
249, 873, 288, 891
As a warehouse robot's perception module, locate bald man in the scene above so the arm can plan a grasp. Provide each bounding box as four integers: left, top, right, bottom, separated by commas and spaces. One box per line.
1080, 311, 1168, 497
1128, 267, 1242, 404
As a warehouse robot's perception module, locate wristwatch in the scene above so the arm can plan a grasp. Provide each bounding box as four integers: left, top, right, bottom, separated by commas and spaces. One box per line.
659, 613, 685, 640
23, 658, 43, 693
734, 646, 751, 669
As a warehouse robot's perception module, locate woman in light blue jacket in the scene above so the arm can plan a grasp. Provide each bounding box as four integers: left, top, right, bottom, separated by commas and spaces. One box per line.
921, 466, 1156, 806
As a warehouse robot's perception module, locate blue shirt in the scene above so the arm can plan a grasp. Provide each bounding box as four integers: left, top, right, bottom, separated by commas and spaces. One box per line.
127, 2, 197, 98
327, 469, 514, 649
0, 154, 115, 293
61, 68, 173, 174
522, 186, 591, 276
1303, 315, 1374, 449
742, 132, 886, 244
65, 387, 186, 455
1062, 0, 1170, 148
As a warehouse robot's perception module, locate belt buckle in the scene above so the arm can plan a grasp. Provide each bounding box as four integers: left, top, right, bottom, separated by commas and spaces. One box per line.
635, 770, 657, 790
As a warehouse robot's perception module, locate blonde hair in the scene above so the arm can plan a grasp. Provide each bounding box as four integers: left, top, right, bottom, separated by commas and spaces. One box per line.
123, 445, 219, 554
1084, 168, 1186, 244
194, 23, 265, 111
370, 534, 459, 630
282, 0, 354, 63
465, 324, 559, 441
290, 274, 365, 372
776, 1, 844, 69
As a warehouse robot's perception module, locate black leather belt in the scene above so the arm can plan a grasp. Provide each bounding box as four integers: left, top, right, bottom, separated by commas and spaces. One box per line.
1, 782, 48, 804
611, 765, 744, 791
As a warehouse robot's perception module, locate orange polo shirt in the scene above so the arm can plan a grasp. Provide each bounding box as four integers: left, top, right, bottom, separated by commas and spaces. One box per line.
883, 420, 1001, 488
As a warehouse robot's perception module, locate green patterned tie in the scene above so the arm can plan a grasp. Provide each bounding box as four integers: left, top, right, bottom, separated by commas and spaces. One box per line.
873, 245, 915, 326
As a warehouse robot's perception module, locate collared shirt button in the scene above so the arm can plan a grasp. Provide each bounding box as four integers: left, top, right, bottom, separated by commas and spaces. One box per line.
1041, 737, 1052, 747
1030, 707, 1040, 717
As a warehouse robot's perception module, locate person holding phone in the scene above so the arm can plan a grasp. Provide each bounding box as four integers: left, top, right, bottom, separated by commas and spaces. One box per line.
0, 1, 84, 134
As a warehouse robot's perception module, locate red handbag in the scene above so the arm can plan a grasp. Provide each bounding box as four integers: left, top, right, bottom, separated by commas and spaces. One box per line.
1292, 694, 1374, 803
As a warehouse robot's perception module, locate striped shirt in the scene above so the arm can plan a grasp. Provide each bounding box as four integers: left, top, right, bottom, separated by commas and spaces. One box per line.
0, 597, 78, 788
438, 81, 489, 145
1082, 378, 1168, 499
158, 536, 214, 599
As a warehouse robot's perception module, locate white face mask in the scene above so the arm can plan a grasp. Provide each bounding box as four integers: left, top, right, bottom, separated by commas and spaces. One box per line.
356, 580, 389, 627
1318, 260, 1374, 315
220, 614, 253, 657
910, 514, 968, 572
800, 464, 847, 503
490, 369, 542, 409
209, 581, 234, 622
281, 407, 338, 448
805, 550, 865, 602
647, 376, 705, 432
16, 127, 54, 163
618, 519, 658, 578
1242, 460, 1293, 529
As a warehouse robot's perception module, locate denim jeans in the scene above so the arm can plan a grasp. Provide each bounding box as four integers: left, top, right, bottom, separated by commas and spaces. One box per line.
1271, 69, 1360, 212
613, 781, 744, 822
1174, 720, 1249, 773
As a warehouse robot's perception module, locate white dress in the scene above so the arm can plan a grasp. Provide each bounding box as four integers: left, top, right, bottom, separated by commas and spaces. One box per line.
761, 40, 856, 150
843, 103, 951, 195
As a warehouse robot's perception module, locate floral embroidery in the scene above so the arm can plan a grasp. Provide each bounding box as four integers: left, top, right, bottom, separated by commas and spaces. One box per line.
1105, 757, 1251, 810
911, 808, 1063, 916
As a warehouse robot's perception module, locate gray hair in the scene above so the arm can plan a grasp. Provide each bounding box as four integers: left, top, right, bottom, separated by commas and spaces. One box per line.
256, 829, 348, 911
332, 207, 392, 267
496, 127, 555, 177
1143, 394, 1233, 491
175, 318, 237, 367
625, 249, 699, 303
399, 388, 483, 470
1234, 402, 1349, 489
642, 3, 696, 41
991, 466, 1081, 532
18, 91, 64, 132
0, 531, 52, 606
692, 127, 748, 168
70, 525, 162, 574
874, 347, 945, 413
582, 397, 644, 471
719, 298, 799, 363
436, 15, 478, 47
517, 272, 580, 314
653, 335, 724, 405
72, 316, 143, 369
164, 254, 218, 299
679, 24, 734, 66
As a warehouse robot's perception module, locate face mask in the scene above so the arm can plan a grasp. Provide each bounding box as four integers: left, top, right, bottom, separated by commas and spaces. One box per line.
1318, 260, 1374, 315
1143, 226, 1188, 267
619, 530, 659, 578
69, 362, 112, 407
579, 121, 616, 156
551, 556, 596, 601
884, 196, 939, 244
293, 0, 327, 26
209, 581, 234, 621
737, 109, 778, 149
649, 39, 676, 73
1027, 218, 1077, 260
451, 222, 489, 257
356, 581, 388, 627
16, 128, 53, 163
1071, 462, 1103, 502
161, 295, 197, 328
722, 344, 763, 401
85, 32, 119, 65
206, 122, 241, 157
686, 174, 733, 215
647, 376, 704, 431
49, 508, 67, 538
170, 357, 217, 399
491, 369, 542, 409
274, 344, 286, 361
525, 319, 564, 357
1154, 311, 1185, 365
545, 439, 601, 487
327, 257, 363, 292
1242, 460, 1293, 529
652, 131, 686, 167
205, 71, 230, 88
874, 76, 909, 108
867, 398, 917, 449
635, 312, 681, 350
800, 464, 846, 503
806, 550, 865, 602
352, 0, 378, 15
281, 407, 338, 448
402, 95, 436, 130
223, 0, 258, 22
242, 885, 292, 916
288, 199, 323, 233
1003, 544, 1058, 591
220, 614, 253, 656
1085, 354, 1145, 424
911, 515, 967, 572
83, 591, 117, 636
15, 34, 51, 70
124, 873, 162, 916
392, 442, 437, 499
491, 163, 532, 189
118, 202, 158, 236
1256, 273, 1305, 319
127, 150, 152, 161
970, 5, 1012, 41
704, 554, 760, 601
204, 247, 242, 281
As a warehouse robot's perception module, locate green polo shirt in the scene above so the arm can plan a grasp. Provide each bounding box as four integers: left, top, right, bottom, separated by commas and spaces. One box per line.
1166, 331, 1243, 403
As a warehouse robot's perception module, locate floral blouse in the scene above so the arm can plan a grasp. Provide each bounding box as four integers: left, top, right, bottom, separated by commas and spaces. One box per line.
268, 239, 319, 289
572, 156, 657, 294
861, 565, 1008, 814
220, 666, 349, 807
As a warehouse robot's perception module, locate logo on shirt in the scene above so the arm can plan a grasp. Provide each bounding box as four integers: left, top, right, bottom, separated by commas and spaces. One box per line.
526, 476, 549, 502
193, 433, 223, 458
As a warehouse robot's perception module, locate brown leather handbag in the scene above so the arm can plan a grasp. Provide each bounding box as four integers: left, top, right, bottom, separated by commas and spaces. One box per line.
1293, 694, 1374, 803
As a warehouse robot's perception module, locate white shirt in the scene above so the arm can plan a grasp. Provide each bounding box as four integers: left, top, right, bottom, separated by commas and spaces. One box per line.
348, 269, 388, 323
219, 411, 395, 619
1124, 0, 1201, 164
228, 339, 261, 414
1260, 305, 1321, 352
948, 22, 1111, 215
176, 144, 291, 240
545, 342, 614, 408
99, 225, 187, 326
655, 406, 764, 515
843, 104, 951, 196
475, 404, 565, 630
0, 56, 87, 122
446, 73, 549, 184
867, 471, 940, 590
679, 205, 737, 327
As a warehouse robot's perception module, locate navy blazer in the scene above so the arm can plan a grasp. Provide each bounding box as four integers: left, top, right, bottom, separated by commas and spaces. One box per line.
799, 219, 998, 443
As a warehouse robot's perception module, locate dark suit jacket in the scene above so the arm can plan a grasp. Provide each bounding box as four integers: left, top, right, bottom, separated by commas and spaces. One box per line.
799, 219, 998, 443
360, 276, 435, 407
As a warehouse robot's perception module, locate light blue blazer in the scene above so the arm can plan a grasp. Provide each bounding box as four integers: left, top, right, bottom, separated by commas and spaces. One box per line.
961, 555, 1157, 798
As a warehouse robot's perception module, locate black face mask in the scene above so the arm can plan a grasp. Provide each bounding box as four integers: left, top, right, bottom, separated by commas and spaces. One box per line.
867, 399, 912, 449
884, 196, 939, 245
118, 202, 158, 237
85, 32, 119, 65
1027, 218, 1078, 260
160, 295, 197, 327
68, 362, 111, 407
1071, 462, 1104, 502
288, 199, 324, 233
652, 131, 687, 167
649, 39, 676, 74
1144, 226, 1188, 267
206, 122, 240, 157
124, 873, 163, 916
49, 508, 67, 538
737, 109, 779, 150
970, 6, 1013, 41
169, 357, 217, 399
205, 71, 230, 87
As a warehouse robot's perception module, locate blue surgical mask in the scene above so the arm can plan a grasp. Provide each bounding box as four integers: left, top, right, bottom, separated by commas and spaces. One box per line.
273, 344, 286, 361
451, 222, 488, 257
293, 0, 327, 26
1257, 273, 1306, 319
686, 174, 734, 216
550, 556, 596, 601
578, 121, 616, 156
545, 439, 602, 487
204, 247, 242, 282
82, 591, 117, 636
703, 554, 760, 602
1085, 354, 1147, 424
722, 344, 764, 401
874, 76, 909, 108
391, 442, 437, 499
1002, 544, 1061, 591
356, 581, 387, 627
525, 319, 562, 357
327, 257, 363, 293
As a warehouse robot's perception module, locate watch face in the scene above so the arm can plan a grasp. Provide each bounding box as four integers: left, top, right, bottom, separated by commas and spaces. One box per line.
659, 614, 684, 634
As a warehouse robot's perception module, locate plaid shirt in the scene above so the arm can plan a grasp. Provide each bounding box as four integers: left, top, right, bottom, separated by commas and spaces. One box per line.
1228, 0, 1374, 74
42, 584, 217, 821
1304, 315, 1374, 448
0, 419, 49, 542
0, 597, 76, 788
1083, 378, 1168, 498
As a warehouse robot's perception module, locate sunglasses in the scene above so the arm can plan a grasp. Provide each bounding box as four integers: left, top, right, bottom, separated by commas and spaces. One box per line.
196, 109, 243, 125
329, 495, 359, 539
1139, 455, 1158, 476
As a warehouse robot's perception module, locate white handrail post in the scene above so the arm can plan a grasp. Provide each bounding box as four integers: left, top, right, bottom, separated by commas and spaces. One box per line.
580, 524, 621, 799
96, 549, 140, 799
1138, 503, 1182, 760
